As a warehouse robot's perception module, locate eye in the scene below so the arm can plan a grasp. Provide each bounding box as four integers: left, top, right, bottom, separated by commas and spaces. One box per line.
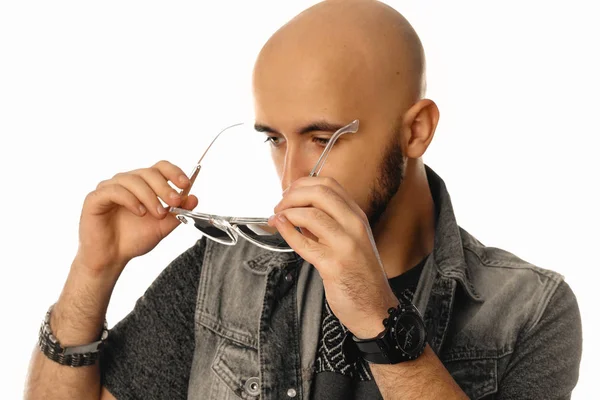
312, 137, 330, 146
264, 135, 285, 147
264, 135, 329, 147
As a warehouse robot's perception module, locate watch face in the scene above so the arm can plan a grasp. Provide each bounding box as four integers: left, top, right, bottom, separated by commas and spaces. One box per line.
391, 311, 426, 357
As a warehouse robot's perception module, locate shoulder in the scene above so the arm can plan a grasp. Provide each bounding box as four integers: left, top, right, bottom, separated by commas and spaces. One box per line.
454, 230, 583, 398
460, 227, 563, 280
438, 229, 581, 397
458, 228, 568, 334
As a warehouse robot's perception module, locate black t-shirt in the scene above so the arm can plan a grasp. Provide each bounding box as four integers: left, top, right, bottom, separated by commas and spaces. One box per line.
311, 258, 426, 400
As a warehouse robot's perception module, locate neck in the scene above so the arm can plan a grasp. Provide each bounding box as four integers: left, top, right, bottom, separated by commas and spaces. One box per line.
372, 158, 436, 279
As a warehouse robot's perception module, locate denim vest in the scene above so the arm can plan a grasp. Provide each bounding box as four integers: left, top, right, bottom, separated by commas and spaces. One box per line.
186, 167, 564, 400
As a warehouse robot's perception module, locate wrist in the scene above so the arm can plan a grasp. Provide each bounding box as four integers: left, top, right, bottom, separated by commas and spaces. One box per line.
53, 262, 118, 345
51, 297, 108, 346
352, 321, 386, 340
39, 303, 108, 367
72, 253, 127, 282
351, 297, 400, 339
344, 300, 427, 366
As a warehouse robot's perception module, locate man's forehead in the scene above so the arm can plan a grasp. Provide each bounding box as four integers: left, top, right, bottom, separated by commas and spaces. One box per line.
252, 42, 377, 128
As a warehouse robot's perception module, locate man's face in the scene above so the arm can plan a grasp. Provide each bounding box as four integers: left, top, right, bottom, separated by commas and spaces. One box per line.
252, 40, 406, 227
368, 132, 405, 227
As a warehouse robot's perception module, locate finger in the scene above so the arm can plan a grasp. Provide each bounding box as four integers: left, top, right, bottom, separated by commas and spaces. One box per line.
275, 184, 359, 233
270, 207, 342, 247
108, 173, 170, 219
161, 195, 199, 232
132, 167, 183, 208
270, 212, 327, 266
181, 194, 199, 211
152, 160, 190, 190
86, 184, 147, 217
157, 194, 201, 234
283, 176, 368, 224
273, 185, 355, 225
299, 227, 318, 242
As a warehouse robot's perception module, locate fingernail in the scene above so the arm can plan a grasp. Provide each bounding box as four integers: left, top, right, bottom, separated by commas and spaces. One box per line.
170, 192, 181, 200
277, 214, 288, 223
157, 206, 167, 215
138, 205, 147, 215
179, 175, 189, 185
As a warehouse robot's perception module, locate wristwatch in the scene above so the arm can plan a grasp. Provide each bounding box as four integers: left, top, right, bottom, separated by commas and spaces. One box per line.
343, 300, 427, 364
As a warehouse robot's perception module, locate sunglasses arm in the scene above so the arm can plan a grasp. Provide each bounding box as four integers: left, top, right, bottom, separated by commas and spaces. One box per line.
309, 119, 359, 177
179, 164, 201, 199
177, 122, 244, 199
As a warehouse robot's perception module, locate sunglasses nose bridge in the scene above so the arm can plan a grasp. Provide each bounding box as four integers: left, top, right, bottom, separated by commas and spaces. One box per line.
210, 216, 233, 233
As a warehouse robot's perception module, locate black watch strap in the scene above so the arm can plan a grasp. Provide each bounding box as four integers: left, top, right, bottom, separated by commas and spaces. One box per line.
343, 303, 426, 365
352, 338, 393, 364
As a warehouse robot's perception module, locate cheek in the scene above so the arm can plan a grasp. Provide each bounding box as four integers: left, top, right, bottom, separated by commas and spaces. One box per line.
334, 165, 378, 214
334, 172, 371, 211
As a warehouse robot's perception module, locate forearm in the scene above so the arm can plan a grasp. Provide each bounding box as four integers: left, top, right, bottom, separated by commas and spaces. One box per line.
371, 345, 468, 400
24, 260, 121, 400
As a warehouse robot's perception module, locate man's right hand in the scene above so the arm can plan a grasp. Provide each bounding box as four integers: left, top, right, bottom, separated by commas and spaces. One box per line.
75, 160, 198, 278
25, 160, 199, 400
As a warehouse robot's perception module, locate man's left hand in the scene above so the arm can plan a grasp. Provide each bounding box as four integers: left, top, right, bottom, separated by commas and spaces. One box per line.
268, 176, 398, 339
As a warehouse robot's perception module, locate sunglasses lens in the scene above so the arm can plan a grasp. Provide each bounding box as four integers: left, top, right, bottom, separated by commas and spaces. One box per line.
186, 122, 282, 218
193, 218, 234, 244
236, 224, 291, 250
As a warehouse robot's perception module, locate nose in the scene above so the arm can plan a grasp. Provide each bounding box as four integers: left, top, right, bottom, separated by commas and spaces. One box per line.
280, 144, 312, 192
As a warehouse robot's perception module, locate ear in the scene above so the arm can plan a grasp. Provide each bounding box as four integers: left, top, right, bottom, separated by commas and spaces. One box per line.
400, 99, 439, 159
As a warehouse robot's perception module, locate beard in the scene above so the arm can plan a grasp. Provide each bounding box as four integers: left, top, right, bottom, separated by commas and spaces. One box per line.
365, 134, 405, 228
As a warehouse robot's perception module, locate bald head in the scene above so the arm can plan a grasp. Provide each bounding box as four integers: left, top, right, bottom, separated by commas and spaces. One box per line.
253, 0, 426, 123
252, 0, 437, 226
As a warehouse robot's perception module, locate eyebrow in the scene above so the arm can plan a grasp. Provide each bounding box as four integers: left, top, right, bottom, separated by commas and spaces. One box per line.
254, 121, 346, 135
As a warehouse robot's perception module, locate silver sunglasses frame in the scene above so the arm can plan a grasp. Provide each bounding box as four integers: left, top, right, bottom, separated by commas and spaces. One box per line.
170, 119, 360, 252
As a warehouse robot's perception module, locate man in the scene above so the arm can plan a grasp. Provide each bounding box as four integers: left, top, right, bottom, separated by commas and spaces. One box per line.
25, 0, 582, 399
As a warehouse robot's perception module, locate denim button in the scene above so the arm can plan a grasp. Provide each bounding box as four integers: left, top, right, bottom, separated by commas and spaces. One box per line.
244, 377, 260, 396
287, 388, 297, 397
285, 272, 294, 282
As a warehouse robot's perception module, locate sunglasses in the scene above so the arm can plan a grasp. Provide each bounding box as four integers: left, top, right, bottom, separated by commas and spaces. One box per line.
169, 119, 360, 252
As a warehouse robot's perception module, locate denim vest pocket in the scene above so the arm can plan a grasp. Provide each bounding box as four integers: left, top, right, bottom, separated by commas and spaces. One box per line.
444, 358, 497, 399
210, 339, 261, 399
196, 242, 270, 350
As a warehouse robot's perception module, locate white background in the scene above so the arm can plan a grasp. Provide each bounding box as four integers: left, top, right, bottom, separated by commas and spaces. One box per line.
1, 1, 598, 398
